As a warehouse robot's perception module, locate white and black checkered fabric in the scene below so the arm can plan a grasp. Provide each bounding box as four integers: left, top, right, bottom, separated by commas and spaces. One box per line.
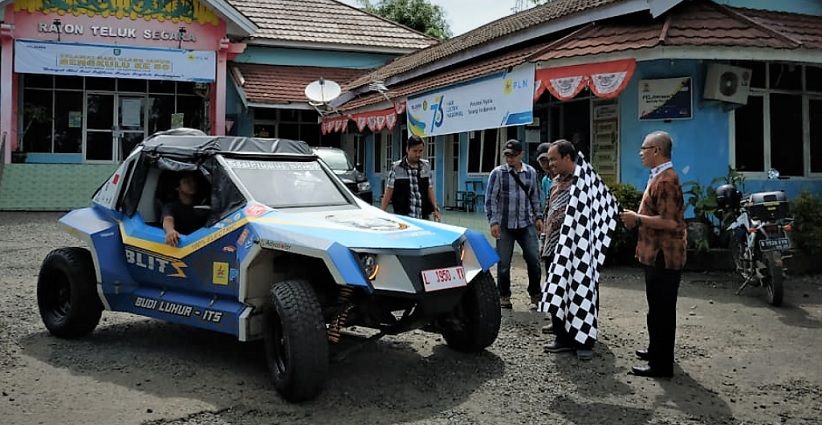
538, 154, 619, 346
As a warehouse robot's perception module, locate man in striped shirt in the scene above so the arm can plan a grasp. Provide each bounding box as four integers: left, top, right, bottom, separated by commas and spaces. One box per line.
485, 139, 543, 309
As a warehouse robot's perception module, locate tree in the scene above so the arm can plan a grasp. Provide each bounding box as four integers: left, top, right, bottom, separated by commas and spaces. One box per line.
358, 0, 452, 40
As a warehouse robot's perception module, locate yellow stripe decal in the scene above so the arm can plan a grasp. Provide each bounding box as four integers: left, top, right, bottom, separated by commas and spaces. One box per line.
119, 218, 250, 259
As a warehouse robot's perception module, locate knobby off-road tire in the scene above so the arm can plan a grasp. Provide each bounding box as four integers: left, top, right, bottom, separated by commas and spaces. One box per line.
764, 251, 784, 307
442, 271, 501, 352
37, 247, 103, 338
263, 279, 329, 402
729, 237, 746, 277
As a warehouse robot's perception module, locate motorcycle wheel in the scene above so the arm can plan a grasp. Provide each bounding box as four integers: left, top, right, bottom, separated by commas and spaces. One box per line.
763, 251, 784, 307
729, 238, 747, 278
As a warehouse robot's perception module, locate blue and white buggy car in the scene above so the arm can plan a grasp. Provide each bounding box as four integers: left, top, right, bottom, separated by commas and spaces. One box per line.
37, 129, 501, 401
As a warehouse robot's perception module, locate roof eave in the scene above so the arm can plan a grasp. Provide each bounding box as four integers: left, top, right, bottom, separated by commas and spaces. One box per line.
0, 0, 259, 37
247, 102, 314, 110
533, 45, 822, 68
245, 38, 429, 55
335, 0, 679, 107
201, 0, 258, 37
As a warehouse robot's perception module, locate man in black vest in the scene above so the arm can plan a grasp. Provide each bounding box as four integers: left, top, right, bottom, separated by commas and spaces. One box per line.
380, 135, 441, 221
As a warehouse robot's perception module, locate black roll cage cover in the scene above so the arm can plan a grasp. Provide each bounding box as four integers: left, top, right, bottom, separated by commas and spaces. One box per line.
120, 131, 321, 219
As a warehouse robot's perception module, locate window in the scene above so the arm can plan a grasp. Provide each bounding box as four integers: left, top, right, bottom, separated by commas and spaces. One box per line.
20, 75, 206, 156
427, 138, 436, 170
733, 96, 764, 172
810, 98, 822, 173
384, 132, 393, 174
374, 132, 383, 173
468, 129, 502, 174
732, 62, 822, 177
252, 108, 320, 143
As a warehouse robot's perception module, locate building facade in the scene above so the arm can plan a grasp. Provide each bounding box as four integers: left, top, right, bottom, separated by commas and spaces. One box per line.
1, 0, 256, 164
329, 0, 822, 214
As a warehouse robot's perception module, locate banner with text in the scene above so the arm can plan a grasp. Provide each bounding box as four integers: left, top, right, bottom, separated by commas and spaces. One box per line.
406, 63, 534, 137
14, 39, 216, 82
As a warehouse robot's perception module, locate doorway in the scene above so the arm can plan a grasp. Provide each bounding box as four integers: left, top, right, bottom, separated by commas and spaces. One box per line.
444, 133, 458, 208
84, 92, 146, 162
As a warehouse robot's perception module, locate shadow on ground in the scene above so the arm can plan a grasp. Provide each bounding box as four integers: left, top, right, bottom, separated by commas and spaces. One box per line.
547, 343, 735, 424
20, 319, 504, 424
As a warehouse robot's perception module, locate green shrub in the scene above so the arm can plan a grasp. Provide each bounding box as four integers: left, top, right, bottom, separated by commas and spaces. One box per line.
790, 190, 822, 257
607, 183, 643, 265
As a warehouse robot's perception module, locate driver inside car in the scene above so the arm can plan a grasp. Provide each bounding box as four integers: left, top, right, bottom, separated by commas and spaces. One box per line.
162, 172, 208, 246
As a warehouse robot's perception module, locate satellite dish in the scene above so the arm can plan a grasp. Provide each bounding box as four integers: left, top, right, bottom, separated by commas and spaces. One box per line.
305, 79, 341, 104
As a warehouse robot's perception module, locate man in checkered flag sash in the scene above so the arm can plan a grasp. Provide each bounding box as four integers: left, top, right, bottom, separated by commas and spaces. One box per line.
538, 145, 619, 356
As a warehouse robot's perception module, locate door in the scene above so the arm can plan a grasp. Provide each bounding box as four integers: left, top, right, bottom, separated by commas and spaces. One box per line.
444, 134, 457, 208
117, 95, 146, 160
84, 93, 115, 162
84, 93, 147, 162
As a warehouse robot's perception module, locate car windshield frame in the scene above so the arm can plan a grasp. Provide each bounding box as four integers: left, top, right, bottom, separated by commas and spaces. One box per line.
222, 156, 353, 209
315, 149, 353, 171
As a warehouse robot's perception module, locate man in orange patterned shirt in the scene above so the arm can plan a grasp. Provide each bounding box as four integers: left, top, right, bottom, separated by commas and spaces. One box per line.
619, 131, 686, 378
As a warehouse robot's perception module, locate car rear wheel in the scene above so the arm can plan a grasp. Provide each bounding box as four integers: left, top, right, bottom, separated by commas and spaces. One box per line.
441, 271, 501, 352
263, 279, 329, 402
37, 247, 103, 338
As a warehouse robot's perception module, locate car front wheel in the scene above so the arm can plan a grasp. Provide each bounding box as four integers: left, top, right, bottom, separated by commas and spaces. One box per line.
263, 279, 329, 402
441, 271, 501, 352
37, 247, 103, 338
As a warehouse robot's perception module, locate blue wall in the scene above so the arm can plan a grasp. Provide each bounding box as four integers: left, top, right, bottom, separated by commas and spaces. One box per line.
716, 0, 822, 15
233, 47, 396, 69
620, 59, 729, 194
620, 59, 822, 213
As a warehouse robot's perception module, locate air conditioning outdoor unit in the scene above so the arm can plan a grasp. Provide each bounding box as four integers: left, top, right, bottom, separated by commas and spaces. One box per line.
703, 63, 752, 104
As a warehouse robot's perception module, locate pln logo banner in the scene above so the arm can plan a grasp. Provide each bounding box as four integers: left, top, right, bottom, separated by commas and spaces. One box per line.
406, 64, 535, 138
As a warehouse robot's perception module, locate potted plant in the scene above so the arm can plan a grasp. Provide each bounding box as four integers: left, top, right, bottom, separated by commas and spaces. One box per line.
683, 176, 724, 252
13, 104, 51, 163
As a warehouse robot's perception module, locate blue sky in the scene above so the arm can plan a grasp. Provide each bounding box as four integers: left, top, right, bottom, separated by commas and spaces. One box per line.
337, 0, 525, 36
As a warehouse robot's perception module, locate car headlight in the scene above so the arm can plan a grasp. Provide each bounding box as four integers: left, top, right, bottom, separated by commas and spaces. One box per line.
357, 181, 371, 192
359, 254, 379, 280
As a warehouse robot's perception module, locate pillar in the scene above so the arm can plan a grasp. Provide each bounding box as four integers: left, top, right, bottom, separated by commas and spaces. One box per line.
1, 18, 15, 163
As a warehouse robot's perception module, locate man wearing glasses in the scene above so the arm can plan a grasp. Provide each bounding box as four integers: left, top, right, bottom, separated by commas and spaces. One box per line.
485, 139, 543, 309
619, 131, 687, 377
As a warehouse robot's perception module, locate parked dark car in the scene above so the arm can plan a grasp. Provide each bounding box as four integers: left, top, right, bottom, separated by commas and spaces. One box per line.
313, 147, 373, 204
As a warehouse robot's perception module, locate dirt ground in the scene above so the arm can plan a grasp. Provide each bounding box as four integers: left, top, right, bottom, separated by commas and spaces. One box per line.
0, 212, 820, 425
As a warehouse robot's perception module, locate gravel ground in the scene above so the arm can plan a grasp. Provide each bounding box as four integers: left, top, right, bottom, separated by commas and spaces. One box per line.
1, 212, 821, 425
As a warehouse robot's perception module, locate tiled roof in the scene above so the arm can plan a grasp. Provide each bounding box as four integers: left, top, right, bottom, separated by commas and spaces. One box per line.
346, 0, 622, 88
341, 45, 543, 112
531, 1, 819, 61
742, 7, 822, 49
232, 63, 368, 105
226, 0, 437, 50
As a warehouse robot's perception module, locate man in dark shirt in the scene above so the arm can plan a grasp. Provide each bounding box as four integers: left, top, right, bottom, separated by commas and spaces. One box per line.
381, 135, 441, 221
162, 173, 208, 246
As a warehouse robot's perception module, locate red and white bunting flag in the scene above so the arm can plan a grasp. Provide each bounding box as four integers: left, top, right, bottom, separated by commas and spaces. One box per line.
385, 112, 397, 130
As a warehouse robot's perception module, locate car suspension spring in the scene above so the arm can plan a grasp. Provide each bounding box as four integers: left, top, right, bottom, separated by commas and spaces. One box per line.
327, 286, 354, 343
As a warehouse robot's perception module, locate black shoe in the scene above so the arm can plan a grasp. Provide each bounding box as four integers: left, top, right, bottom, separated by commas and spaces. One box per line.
635, 349, 650, 361
629, 364, 673, 378
543, 340, 574, 353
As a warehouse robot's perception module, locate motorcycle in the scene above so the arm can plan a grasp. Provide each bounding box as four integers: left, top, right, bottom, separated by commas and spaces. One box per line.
715, 182, 792, 306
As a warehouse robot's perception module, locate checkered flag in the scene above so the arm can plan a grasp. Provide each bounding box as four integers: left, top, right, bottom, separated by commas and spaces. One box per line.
537, 154, 619, 346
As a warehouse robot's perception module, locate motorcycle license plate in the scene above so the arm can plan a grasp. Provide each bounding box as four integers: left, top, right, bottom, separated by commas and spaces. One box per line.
759, 237, 790, 251
421, 266, 466, 292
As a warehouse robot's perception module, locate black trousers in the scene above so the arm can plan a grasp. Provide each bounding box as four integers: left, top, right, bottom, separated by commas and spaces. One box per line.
644, 254, 682, 372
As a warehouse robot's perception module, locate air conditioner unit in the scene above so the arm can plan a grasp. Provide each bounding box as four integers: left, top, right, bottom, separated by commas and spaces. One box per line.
703, 63, 752, 104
